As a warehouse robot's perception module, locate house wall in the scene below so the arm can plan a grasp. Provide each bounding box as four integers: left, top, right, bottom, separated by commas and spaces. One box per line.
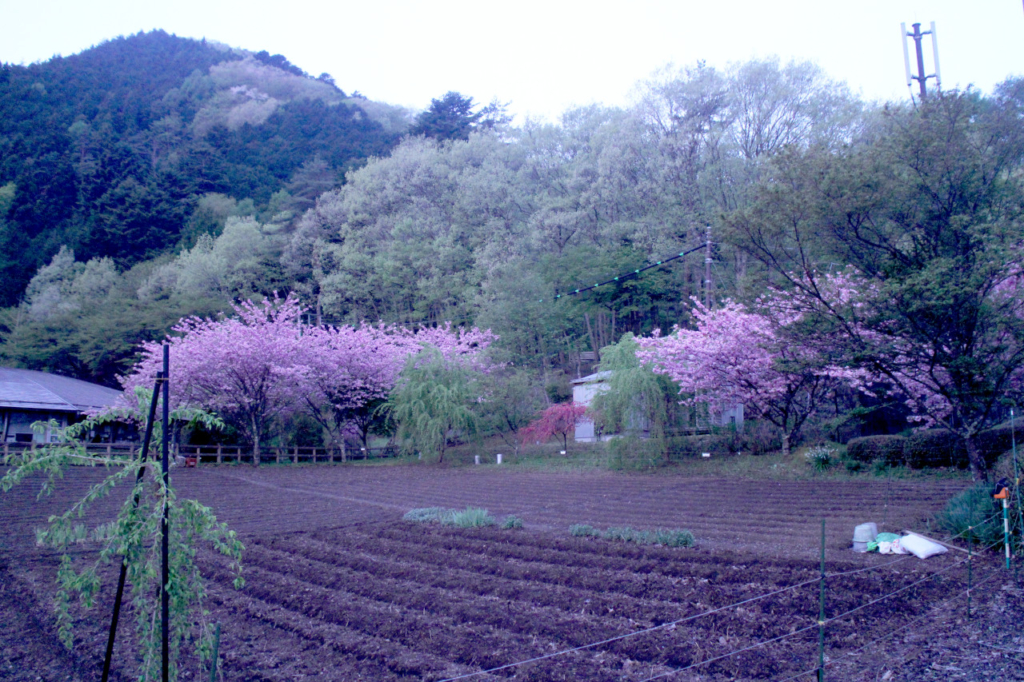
1, 409, 69, 443
572, 381, 609, 443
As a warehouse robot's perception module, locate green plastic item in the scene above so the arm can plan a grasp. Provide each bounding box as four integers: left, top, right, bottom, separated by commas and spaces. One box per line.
866, 532, 901, 552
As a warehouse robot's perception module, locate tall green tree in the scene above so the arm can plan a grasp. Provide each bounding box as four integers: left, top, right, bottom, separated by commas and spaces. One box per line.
727, 87, 1024, 480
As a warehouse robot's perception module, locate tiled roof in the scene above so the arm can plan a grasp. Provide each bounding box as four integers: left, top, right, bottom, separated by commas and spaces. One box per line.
0, 367, 121, 412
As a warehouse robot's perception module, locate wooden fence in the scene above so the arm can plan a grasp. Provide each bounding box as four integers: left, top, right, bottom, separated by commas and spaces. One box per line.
0, 441, 398, 465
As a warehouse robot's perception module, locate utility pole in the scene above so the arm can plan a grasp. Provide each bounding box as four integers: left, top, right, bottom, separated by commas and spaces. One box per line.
901, 22, 941, 100
704, 225, 712, 309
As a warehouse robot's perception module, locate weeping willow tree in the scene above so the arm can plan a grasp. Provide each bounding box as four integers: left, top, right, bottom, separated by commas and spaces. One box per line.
590, 333, 679, 465
384, 345, 479, 463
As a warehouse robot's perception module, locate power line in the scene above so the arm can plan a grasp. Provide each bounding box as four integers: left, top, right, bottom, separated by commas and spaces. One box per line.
540, 244, 706, 303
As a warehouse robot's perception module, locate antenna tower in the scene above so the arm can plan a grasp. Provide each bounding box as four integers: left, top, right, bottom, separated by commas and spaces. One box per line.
901, 22, 941, 100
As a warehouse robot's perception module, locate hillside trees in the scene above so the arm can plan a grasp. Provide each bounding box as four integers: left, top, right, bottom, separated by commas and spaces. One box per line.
726, 87, 1024, 480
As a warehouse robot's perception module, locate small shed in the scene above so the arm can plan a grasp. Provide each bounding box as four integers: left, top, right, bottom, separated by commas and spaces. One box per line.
0, 367, 124, 444
571, 371, 613, 442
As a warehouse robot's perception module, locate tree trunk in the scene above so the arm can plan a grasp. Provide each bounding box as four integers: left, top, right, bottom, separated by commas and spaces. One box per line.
781, 432, 790, 458
964, 433, 988, 483
252, 423, 261, 467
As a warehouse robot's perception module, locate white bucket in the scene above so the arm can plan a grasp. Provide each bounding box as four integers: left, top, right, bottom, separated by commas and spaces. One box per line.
496, 453, 503, 464
852, 522, 878, 552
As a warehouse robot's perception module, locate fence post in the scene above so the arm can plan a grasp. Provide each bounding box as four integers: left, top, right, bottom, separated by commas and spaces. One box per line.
818, 518, 826, 682
275, 448, 281, 464
216, 445, 222, 464
293, 446, 297, 464
967, 525, 973, 619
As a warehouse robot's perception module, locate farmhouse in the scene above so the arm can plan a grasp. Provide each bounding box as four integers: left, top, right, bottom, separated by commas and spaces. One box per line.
0, 367, 125, 444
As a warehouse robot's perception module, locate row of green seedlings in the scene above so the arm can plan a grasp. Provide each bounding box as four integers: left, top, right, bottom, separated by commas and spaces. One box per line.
570, 523, 695, 548
404, 507, 524, 529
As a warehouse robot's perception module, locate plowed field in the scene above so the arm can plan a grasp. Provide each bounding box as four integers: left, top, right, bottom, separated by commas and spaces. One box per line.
1, 465, 1020, 681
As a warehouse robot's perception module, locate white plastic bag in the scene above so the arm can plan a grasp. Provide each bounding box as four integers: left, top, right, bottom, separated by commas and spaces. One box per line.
899, 534, 948, 559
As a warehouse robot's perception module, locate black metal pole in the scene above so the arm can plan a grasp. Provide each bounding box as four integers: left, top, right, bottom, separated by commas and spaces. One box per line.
161, 345, 170, 682
101, 372, 164, 682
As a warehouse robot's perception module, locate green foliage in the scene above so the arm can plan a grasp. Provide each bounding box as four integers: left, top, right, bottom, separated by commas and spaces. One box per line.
573, 524, 695, 547
444, 507, 497, 528
403, 507, 450, 523
384, 346, 479, 463
501, 515, 524, 529
475, 370, 545, 455
803, 444, 836, 472
402, 506, 503, 528
608, 436, 665, 470
0, 392, 242, 681
936, 484, 1018, 551
846, 435, 907, 465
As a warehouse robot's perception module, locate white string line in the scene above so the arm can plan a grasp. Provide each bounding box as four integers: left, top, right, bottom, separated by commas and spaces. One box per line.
438, 534, 1004, 681
773, 563, 1007, 682
636, 624, 820, 682
828, 567, 1005, 666
634, 538, 1008, 682
440, 540, 950, 675
436, 577, 821, 682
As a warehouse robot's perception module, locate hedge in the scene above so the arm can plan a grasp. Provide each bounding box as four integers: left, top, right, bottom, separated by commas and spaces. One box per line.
846, 435, 907, 465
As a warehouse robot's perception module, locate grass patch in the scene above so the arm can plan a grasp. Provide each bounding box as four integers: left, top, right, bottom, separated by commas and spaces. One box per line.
445, 507, 497, 528
571, 524, 695, 547
405, 506, 519, 529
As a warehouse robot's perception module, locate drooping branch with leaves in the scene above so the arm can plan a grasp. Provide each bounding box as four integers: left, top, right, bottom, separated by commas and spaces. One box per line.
0, 388, 244, 681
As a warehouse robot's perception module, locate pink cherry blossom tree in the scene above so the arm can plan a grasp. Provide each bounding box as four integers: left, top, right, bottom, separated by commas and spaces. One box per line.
636, 299, 844, 456
120, 295, 310, 465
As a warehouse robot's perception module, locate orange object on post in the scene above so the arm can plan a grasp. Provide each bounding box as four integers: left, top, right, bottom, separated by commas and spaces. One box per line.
993, 487, 1009, 500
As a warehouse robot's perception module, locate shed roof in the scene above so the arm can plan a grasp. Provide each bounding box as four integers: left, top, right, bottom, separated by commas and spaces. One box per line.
0, 367, 121, 413
570, 370, 613, 385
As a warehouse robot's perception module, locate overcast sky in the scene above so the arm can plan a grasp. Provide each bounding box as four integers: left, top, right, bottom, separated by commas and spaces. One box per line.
2, 0, 1022, 122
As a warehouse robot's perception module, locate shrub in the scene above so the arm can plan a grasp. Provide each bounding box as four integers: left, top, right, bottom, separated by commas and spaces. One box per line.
905, 429, 967, 469
403, 507, 448, 523
804, 445, 835, 472
666, 434, 733, 460
650, 528, 696, 547
936, 484, 1016, 550
569, 524, 600, 537
501, 515, 524, 529
609, 436, 665, 470
846, 435, 907, 465
977, 422, 1021, 462
443, 507, 497, 528
844, 458, 866, 473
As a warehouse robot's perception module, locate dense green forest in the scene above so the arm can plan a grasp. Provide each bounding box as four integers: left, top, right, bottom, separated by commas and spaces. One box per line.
1, 30, 1021, 453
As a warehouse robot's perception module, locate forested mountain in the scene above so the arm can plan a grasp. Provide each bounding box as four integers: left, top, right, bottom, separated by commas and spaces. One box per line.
0, 30, 406, 306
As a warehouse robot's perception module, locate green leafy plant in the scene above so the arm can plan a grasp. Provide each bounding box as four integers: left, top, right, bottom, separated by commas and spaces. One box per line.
570, 524, 695, 547
804, 445, 835, 472
501, 515, 524, 529
936, 483, 1018, 550
0, 389, 243, 681
569, 524, 600, 537
403, 507, 449, 523
444, 507, 497, 528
